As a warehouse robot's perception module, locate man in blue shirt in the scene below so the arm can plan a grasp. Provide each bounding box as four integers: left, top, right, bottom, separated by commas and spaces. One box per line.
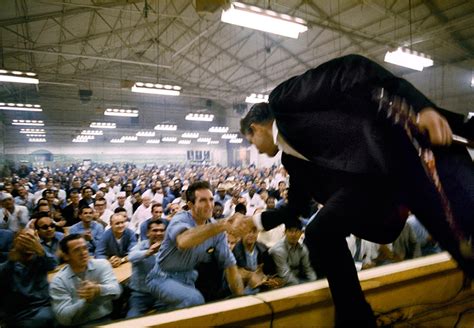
146, 181, 244, 310
69, 206, 104, 255
0, 229, 56, 327
139, 203, 164, 241
95, 213, 136, 267
49, 234, 121, 326
127, 219, 168, 317
33, 211, 64, 267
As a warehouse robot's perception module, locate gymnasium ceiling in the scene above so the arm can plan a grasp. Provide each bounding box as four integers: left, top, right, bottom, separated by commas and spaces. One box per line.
1, 0, 474, 147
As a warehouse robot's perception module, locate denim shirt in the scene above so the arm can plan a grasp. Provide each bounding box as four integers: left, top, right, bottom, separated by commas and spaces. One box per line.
128, 240, 157, 293
69, 221, 104, 255
49, 259, 121, 326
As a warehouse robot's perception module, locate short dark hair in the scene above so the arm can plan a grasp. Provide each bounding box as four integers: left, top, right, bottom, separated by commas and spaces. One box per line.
78, 205, 92, 215
240, 102, 274, 135
32, 212, 52, 229
114, 207, 126, 213
59, 233, 83, 254
186, 181, 211, 204
151, 203, 163, 211
235, 203, 247, 215
94, 197, 106, 204
147, 218, 168, 230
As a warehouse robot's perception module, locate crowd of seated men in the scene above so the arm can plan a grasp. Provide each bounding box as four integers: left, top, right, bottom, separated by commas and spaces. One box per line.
0, 162, 441, 326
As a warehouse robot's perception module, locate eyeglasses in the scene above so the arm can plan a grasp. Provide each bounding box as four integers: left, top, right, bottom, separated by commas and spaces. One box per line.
39, 224, 55, 230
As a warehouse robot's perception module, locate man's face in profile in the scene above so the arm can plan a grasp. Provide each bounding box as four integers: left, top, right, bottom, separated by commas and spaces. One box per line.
245, 123, 278, 157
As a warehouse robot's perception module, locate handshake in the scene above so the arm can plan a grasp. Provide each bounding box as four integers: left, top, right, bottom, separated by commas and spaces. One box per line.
222, 212, 256, 238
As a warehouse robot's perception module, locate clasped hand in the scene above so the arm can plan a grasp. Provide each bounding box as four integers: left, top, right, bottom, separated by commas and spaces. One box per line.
77, 280, 100, 302
224, 213, 255, 238
417, 108, 453, 146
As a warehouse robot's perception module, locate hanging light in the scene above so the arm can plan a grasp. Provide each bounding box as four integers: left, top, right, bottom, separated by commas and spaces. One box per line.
245, 93, 269, 104
197, 137, 211, 143
384, 47, 433, 71
19, 128, 45, 134
12, 119, 44, 126
121, 135, 138, 141
208, 126, 229, 133
136, 131, 156, 137
222, 133, 238, 139
131, 82, 181, 96
0, 103, 42, 112
181, 132, 199, 139
154, 124, 177, 131
0, 69, 39, 84
104, 108, 139, 117
229, 138, 243, 143
28, 138, 46, 142
81, 130, 103, 135
146, 139, 161, 144
90, 122, 116, 129
185, 113, 214, 122
221, 2, 307, 39
110, 139, 125, 143
162, 137, 178, 142
178, 139, 192, 145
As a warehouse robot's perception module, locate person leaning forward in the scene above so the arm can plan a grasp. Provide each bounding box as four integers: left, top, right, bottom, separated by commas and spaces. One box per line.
235, 54, 474, 327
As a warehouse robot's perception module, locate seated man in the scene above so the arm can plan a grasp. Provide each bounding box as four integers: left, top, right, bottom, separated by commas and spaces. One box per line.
49, 234, 122, 326
233, 226, 280, 292
92, 197, 114, 229
0, 192, 29, 232
33, 211, 64, 267
139, 203, 164, 241
61, 189, 81, 227
269, 222, 317, 286
146, 181, 244, 310
127, 219, 168, 318
95, 213, 137, 267
69, 206, 104, 255
0, 229, 56, 327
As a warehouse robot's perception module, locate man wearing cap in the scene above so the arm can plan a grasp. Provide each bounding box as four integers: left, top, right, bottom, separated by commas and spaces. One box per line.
214, 184, 231, 205
0, 192, 29, 232
111, 191, 133, 220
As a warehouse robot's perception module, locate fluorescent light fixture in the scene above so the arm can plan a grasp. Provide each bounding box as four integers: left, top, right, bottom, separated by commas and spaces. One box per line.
90, 122, 116, 129
154, 124, 177, 131
182, 132, 199, 138
222, 133, 238, 139
81, 130, 103, 135
185, 113, 214, 122
0, 102, 42, 112
178, 139, 192, 145
209, 140, 219, 145
72, 138, 88, 143
384, 47, 433, 71
0, 69, 39, 84
245, 93, 269, 104
19, 128, 45, 134
28, 138, 46, 142
146, 139, 161, 144
162, 137, 177, 142
197, 137, 211, 143
75, 135, 94, 140
104, 108, 139, 117
468, 112, 474, 119
26, 134, 45, 137
221, 2, 307, 39
121, 136, 138, 141
136, 131, 156, 137
229, 138, 243, 143
110, 139, 125, 143
12, 119, 44, 126
209, 126, 229, 133
131, 82, 181, 96
471, 77, 474, 87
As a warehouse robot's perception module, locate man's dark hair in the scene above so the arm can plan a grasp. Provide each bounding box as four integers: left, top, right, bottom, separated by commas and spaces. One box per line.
32, 211, 52, 229
147, 218, 168, 230
94, 197, 106, 204
235, 203, 247, 215
42, 188, 54, 198
114, 206, 126, 213
186, 181, 211, 204
151, 203, 163, 211
59, 233, 83, 254
81, 186, 94, 195
240, 102, 274, 135
78, 205, 91, 215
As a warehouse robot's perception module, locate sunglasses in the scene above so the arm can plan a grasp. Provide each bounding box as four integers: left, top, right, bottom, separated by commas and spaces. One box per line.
39, 224, 55, 230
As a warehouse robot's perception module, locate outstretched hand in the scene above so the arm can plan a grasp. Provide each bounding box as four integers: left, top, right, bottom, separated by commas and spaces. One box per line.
417, 108, 453, 146
225, 213, 255, 238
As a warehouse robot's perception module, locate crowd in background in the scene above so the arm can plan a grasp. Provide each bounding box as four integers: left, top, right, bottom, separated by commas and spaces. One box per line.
0, 162, 441, 326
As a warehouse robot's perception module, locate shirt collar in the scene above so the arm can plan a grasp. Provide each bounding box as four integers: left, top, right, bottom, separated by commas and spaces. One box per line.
272, 120, 279, 149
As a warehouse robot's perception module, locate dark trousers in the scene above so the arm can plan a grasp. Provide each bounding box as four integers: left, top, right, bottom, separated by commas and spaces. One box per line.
303, 143, 474, 327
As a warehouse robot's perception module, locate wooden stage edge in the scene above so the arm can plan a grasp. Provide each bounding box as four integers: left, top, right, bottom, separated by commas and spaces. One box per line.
101, 252, 474, 327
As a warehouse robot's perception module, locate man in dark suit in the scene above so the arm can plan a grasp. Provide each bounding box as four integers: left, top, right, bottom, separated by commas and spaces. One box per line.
237, 54, 474, 327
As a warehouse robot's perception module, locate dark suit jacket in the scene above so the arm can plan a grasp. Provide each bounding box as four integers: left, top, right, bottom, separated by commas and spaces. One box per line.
95, 228, 137, 259
261, 54, 471, 243
61, 203, 80, 226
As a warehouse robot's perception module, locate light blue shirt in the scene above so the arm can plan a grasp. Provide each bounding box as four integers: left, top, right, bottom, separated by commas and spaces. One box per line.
49, 259, 121, 326
155, 211, 236, 273
69, 221, 104, 255
128, 240, 157, 293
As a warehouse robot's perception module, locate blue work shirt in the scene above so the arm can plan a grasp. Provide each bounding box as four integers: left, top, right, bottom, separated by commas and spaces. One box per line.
155, 211, 236, 273
69, 221, 104, 255
128, 240, 157, 293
